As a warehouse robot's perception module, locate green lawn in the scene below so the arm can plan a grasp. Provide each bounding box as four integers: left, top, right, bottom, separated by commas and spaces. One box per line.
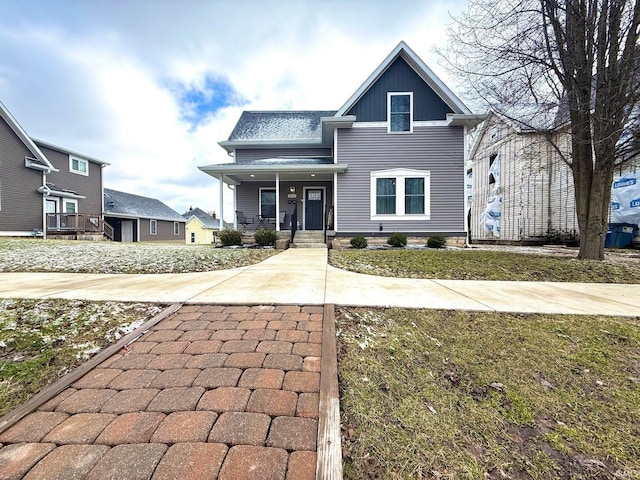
338, 307, 640, 479
330, 249, 640, 283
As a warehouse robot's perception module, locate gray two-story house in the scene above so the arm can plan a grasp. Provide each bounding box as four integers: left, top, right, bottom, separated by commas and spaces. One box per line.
0, 101, 108, 239
199, 41, 481, 242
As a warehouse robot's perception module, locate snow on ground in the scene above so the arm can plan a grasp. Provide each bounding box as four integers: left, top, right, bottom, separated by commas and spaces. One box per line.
0, 239, 275, 273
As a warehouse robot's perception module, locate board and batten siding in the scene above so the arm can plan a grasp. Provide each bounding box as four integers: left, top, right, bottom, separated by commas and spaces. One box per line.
0, 117, 43, 233
336, 125, 465, 234
346, 57, 453, 122
39, 146, 104, 214
235, 147, 332, 163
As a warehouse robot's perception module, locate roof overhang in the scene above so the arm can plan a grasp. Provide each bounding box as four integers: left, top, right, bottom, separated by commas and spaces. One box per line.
336, 41, 473, 117
0, 101, 56, 172
103, 212, 186, 222
320, 115, 356, 144
37, 185, 86, 199
446, 113, 487, 128
218, 138, 327, 154
33, 138, 110, 166
198, 161, 348, 184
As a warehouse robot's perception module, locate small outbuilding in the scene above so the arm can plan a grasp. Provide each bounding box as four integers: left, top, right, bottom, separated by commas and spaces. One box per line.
104, 188, 185, 242
182, 207, 231, 245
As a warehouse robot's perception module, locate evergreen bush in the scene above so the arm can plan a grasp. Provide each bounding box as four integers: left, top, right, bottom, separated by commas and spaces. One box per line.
254, 228, 277, 246
218, 229, 243, 246
350, 235, 368, 249
387, 232, 407, 247
427, 235, 447, 248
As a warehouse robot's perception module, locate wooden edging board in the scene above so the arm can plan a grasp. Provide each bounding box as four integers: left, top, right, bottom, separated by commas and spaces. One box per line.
0, 303, 182, 434
316, 303, 343, 479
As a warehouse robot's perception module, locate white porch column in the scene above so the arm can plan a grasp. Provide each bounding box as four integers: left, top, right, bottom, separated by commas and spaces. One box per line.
218, 174, 225, 229
275, 173, 280, 232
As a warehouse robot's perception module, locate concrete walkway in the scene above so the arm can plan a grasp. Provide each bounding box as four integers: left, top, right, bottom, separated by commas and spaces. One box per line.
1, 247, 640, 315
2, 247, 640, 479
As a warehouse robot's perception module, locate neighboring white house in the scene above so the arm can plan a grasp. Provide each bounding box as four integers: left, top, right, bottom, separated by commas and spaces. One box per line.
468, 106, 640, 244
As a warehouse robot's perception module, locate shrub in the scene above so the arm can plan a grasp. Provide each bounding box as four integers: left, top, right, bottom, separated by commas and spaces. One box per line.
427, 235, 447, 248
218, 229, 243, 246
254, 228, 277, 246
387, 232, 407, 247
350, 235, 368, 249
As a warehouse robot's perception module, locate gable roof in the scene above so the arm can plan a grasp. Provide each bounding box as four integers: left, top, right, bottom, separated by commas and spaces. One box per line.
182, 207, 231, 229
335, 41, 471, 117
0, 101, 56, 172
104, 188, 185, 222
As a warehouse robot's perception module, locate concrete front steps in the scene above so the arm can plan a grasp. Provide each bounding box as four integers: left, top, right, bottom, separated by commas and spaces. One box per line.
291, 231, 326, 248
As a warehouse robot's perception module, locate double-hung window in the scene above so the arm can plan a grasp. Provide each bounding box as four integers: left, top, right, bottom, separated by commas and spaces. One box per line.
174, 222, 180, 235
371, 169, 430, 220
70, 156, 89, 176
388, 92, 413, 133
150, 219, 157, 235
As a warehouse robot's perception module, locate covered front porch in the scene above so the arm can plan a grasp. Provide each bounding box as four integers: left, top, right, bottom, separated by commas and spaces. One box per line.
199, 159, 347, 240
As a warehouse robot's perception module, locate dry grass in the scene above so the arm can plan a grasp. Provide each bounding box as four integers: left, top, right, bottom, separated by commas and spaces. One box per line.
330, 248, 640, 283
337, 307, 640, 479
0, 299, 162, 417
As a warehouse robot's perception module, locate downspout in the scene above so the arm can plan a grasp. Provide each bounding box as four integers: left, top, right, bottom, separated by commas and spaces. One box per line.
463, 125, 469, 247
333, 128, 339, 233
42, 171, 48, 239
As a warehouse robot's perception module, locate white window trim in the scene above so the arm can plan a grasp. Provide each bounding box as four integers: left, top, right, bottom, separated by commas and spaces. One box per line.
69, 156, 89, 176
387, 92, 413, 134
174, 222, 180, 235
63, 198, 78, 214
370, 168, 430, 221
258, 187, 276, 217
150, 219, 157, 235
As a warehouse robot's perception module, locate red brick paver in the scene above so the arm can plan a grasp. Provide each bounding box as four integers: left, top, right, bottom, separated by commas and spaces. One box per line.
0, 305, 325, 479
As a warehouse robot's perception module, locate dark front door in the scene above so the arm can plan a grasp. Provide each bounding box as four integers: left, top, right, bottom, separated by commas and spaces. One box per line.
305, 189, 323, 230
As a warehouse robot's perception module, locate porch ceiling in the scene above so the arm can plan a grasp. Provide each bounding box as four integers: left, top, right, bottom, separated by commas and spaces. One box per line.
198, 161, 347, 184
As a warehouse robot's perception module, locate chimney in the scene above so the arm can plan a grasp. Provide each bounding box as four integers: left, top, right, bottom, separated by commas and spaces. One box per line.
212, 210, 217, 219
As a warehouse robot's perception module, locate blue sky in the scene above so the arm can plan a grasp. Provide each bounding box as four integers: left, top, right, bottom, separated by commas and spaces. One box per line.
0, 0, 468, 218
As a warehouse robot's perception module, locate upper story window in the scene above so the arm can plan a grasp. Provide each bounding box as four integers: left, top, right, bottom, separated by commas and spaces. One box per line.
70, 156, 89, 176
388, 92, 413, 133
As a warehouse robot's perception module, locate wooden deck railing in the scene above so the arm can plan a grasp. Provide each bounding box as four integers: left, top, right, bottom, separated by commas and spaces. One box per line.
46, 213, 112, 239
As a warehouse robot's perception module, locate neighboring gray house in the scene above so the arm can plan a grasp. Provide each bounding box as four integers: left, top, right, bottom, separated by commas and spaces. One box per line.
0, 101, 109, 239
182, 207, 231, 244
104, 188, 186, 242
199, 41, 482, 242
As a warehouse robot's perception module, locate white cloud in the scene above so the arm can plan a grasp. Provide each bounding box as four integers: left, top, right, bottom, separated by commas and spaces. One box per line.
0, 0, 469, 220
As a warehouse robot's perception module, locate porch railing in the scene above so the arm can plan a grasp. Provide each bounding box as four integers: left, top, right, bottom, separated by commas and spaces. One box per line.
46, 213, 111, 238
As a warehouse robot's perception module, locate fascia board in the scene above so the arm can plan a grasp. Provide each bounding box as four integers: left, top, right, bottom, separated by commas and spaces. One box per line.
104, 212, 185, 223
0, 101, 55, 170
335, 41, 472, 117
218, 139, 326, 153
199, 163, 348, 174
33, 138, 110, 166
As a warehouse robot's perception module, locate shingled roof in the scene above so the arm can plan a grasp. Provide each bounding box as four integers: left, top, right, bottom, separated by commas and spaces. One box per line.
227, 111, 337, 142
104, 188, 185, 222
182, 207, 231, 229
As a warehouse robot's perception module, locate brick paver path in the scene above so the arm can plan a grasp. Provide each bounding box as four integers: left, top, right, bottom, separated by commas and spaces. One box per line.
0, 305, 322, 480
